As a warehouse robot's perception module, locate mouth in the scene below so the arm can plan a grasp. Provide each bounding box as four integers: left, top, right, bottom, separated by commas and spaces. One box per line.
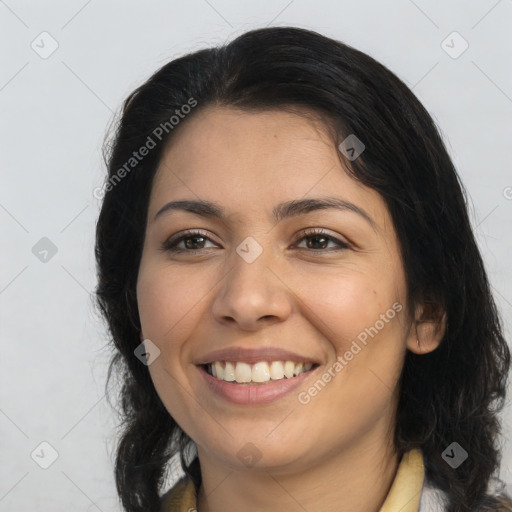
201, 360, 319, 384
197, 359, 321, 405
194, 346, 323, 404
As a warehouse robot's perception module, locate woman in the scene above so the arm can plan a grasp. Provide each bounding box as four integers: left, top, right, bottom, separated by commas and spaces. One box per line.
95, 27, 512, 512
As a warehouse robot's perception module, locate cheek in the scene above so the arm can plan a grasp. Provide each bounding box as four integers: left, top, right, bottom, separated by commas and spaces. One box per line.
291, 267, 403, 349
292, 267, 407, 401
136, 263, 209, 344
136, 263, 209, 436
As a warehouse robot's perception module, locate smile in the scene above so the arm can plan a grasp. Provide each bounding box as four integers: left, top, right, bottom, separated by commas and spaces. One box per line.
204, 360, 316, 384
198, 361, 320, 405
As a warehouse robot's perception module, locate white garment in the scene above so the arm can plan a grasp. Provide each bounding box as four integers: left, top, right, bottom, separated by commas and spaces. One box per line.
418, 480, 448, 512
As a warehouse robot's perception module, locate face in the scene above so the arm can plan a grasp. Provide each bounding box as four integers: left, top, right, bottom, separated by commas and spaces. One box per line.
136, 106, 420, 474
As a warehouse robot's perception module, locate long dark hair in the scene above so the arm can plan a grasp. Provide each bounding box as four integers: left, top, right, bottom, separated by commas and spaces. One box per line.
94, 26, 512, 512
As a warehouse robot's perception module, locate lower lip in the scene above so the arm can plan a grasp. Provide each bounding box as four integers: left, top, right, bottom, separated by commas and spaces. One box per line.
197, 365, 318, 405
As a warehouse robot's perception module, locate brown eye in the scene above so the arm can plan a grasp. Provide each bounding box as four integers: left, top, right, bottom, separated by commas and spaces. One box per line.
161, 230, 217, 253
294, 228, 349, 251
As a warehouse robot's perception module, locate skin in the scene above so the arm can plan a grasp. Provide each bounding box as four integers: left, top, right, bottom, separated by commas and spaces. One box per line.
136, 105, 446, 512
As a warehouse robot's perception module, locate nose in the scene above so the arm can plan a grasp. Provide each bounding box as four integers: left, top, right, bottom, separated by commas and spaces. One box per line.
210, 248, 292, 331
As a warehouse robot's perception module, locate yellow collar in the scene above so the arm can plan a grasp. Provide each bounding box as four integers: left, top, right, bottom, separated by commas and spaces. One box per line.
161, 448, 425, 512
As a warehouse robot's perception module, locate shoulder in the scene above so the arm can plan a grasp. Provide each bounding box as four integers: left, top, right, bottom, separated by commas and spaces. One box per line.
419, 476, 449, 512
160, 476, 196, 512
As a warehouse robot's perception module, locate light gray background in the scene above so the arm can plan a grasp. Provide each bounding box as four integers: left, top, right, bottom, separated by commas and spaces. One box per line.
1, 0, 511, 510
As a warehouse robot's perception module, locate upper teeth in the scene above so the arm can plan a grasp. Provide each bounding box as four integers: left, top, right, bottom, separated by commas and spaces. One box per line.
208, 361, 314, 383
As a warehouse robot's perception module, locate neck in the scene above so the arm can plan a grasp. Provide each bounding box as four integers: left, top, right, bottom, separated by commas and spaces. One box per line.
196, 430, 399, 512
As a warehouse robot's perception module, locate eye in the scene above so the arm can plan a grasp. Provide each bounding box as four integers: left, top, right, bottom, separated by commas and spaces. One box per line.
161, 229, 218, 253
160, 228, 350, 254
293, 228, 349, 252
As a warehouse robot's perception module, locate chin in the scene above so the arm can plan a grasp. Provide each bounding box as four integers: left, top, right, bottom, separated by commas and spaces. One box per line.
200, 433, 311, 473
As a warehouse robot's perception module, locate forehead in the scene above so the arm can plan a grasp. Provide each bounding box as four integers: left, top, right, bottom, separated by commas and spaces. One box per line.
149, 106, 389, 227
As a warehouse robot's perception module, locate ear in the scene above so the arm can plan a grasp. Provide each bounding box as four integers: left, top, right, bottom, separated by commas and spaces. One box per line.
406, 302, 447, 355
139, 331, 145, 343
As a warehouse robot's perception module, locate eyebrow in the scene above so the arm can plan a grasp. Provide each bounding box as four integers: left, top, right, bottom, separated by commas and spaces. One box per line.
154, 197, 377, 230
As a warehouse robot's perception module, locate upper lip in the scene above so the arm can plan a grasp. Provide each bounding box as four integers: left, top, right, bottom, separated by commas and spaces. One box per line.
194, 347, 321, 365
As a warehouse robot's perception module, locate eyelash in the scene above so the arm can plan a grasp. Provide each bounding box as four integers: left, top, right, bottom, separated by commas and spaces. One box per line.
160, 228, 350, 254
